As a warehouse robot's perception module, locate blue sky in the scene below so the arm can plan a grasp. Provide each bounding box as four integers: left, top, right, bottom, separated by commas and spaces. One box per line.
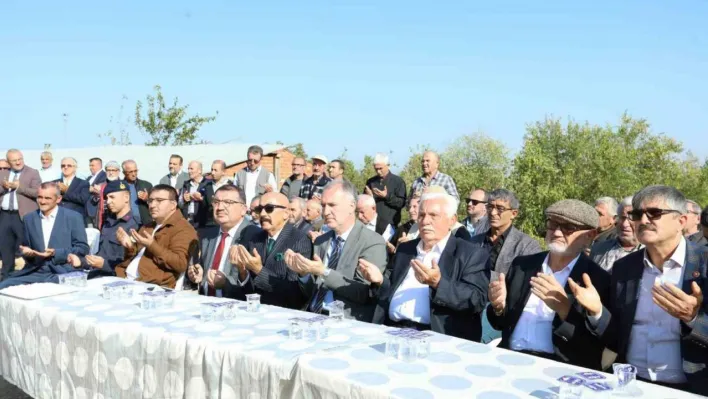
1, 0, 706, 169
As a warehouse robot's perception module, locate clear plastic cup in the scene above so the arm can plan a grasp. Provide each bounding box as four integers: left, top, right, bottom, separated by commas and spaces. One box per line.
613, 363, 637, 390
558, 380, 583, 398
200, 304, 216, 322
398, 338, 416, 362
140, 293, 154, 309
304, 322, 319, 341
289, 320, 303, 340
102, 285, 113, 300
328, 300, 345, 321
246, 294, 261, 312
386, 337, 401, 358
416, 338, 430, 359
223, 301, 236, 320
318, 320, 330, 339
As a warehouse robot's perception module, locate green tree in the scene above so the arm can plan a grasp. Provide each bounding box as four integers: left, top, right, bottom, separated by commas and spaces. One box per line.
287, 143, 308, 159
99, 94, 132, 145
509, 113, 689, 238
135, 85, 218, 146
441, 132, 511, 212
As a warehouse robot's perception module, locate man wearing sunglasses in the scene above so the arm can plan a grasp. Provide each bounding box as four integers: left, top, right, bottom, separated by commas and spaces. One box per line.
224, 192, 312, 309
234, 146, 277, 207
488, 199, 610, 370
461, 188, 489, 237
0, 149, 41, 280
53, 157, 90, 225
572, 185, 708, 395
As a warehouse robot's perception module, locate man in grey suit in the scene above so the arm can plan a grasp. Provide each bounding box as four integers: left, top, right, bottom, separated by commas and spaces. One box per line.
0, 149, 41, 280
187, 185, 260, 296
159, 154, 189, 189
286, 180, 387, 322
469, 188, 541, 343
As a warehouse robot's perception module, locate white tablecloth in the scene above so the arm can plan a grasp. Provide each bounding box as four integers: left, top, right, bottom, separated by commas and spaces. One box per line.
0, 278, 699, 398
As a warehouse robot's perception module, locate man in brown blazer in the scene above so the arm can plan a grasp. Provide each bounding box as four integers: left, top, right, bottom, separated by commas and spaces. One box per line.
0, 149, 41, 280
114, 184, 198, 288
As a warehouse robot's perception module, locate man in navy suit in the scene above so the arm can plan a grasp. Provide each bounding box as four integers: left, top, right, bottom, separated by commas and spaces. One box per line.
572, 185, 708, 395
0, 182, 89, 289
85, 157, 107, 227
54, 157, 90, 223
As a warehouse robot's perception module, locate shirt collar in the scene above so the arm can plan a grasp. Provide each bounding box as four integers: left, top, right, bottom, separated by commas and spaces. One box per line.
41, 206, 59, 220
416, 232, 452, 255
337, 223, 355, 242
221, 219, 244, 238
542, 253, 580, 275
368, 215, 378, 228
247, 166, 261, 173
269, 226, 284, 241
643, 236, 686, 271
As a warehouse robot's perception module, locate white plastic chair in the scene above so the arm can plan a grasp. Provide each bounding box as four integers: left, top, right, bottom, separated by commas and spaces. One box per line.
85, 228, 100, 255
487, 338, 502, 347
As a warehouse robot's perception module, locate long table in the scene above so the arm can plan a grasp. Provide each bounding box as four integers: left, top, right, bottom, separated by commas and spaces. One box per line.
0, 278, 697, 398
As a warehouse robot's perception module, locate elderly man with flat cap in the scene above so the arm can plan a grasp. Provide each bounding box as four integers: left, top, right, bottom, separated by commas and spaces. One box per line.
487, 199, 611, 370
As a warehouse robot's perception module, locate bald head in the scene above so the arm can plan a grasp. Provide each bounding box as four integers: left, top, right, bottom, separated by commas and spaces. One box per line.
356, 194, 377, 225
258, 192, 290, 235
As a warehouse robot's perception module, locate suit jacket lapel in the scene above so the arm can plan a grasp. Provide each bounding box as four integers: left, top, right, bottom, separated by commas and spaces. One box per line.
497, 227, 519, 270
682, 241, 705, 294
265, 224, 292, 263
509, 252, 545, 325
31, 211, 45, 252
46, 208, 63, 249
339, 222, 363, 271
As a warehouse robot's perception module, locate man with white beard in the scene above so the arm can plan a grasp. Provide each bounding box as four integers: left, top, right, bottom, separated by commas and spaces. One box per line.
487, 199, 611, 370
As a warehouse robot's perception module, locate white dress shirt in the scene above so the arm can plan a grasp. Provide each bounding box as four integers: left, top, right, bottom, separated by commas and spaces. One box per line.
88, 173, 100, 185
125, 224, 163, 281
187, 179, 201, 215
1, 169, 22, 211
509, 254, 579, 354
168, 171, 182, 188
388, 233, 451, 325
238, 167, 277, 206
63, 175, 74, 187
39, 167, 60, 183
627, 238, 687, 383
301, 224, 355, 308
203, 221, 243, 297
40, 206, 60, 249
364, 215, 395, 241
214, 177, 231, 192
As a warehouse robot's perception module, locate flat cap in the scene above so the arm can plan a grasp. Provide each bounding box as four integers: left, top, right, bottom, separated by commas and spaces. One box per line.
545, 199, 599, 229
701, 207, 708, 228
103, 180, 129, 197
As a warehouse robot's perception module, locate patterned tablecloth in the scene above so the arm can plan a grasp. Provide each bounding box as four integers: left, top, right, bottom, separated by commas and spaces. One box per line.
0, 278, 698, 399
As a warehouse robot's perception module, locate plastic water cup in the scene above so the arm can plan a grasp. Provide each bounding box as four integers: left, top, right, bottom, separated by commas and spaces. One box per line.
102, 285, 112, 300
399, 338, 416, 362
416, 338, 430, 359
386, 337, 401, 358
140, 293, 153, 310
200, 304, 215, 322
223, 302, 236, 320
558, 380, 584, 398
246, 294, 261, 312
289, 321, 303, 340
613, 363, 637, 390
328, 300, 345, 321
304, 322, 319, 341
318, 321, 330, 339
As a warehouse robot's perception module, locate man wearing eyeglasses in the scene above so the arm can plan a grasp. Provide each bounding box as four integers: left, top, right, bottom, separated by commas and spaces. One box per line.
684, 200, 707, 246
0, 149, 41, 280
53, 157, 90, 225
571, 185, 708, 395
590, 196, 642, 271
234, 146, 277, 207
280, 157, 306, 200
187, 185, 260, 296
114, 184, 198, 289
461, 188, 489, 237
487, 199, 610, 370
224, 192, 312, 308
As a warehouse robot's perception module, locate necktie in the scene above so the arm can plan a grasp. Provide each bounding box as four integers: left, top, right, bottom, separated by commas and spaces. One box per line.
207, 232, 229, 297
310, 237, 344, 313
266, 238, 276, 256
7, 172, 18, 211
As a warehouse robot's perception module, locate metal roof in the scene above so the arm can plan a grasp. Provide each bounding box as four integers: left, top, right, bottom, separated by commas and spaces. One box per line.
2, 143, 285, 186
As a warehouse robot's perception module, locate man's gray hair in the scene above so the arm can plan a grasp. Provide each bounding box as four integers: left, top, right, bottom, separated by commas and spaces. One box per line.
632, 185, 687, 214
686, 199, 701, 214
291, 197, 307, 209
420, 192, 457, 218
189, 160, 203, 172
39, 181, 61, 197
618, 196, 633, 214
373, 153, 389, 165
212, 160, 227, 170
595, 197, 619, 217
357, 194, 376, 208
488, 189, 519, 210
323, 179, 358, 204
40, 151, 53, 159
61, 157, 77, 166
122, 159, 137, 169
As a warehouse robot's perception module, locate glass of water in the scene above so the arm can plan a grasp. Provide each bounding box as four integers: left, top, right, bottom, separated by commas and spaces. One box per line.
558, 380, 583, 399
328, 300, 345, 321
289, 320, 303, 340
317, 320, 330, 339
613, 363, 637, 391
246, 294, 261, 312
416, 338, 430, 359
